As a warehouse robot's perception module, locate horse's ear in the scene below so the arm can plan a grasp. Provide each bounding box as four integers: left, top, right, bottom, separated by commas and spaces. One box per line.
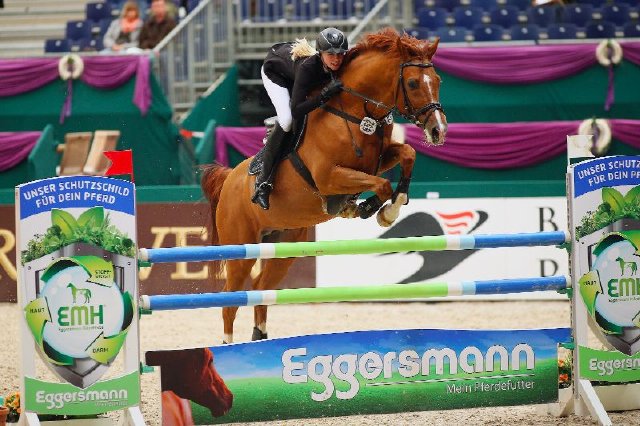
426, 37, 440, 59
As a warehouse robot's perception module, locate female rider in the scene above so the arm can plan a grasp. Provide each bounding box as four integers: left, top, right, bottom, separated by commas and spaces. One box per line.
252, 27, 349, 210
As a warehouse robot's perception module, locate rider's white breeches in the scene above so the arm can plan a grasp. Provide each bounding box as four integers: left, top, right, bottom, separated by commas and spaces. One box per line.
261, 66, 293, 132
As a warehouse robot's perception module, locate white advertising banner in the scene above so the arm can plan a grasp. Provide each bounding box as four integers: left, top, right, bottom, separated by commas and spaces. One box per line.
316, 197, 568, 299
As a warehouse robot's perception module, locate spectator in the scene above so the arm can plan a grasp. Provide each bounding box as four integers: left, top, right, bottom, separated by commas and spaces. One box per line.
138, 0, 177, 50
102, 1, 143, 54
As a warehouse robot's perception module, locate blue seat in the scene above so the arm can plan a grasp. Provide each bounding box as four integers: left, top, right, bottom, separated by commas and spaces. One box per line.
86, 2, 112, 23
257, 0, 283, 21
431, 0, 463, 12
472, 24, 504, 41
79, 38, 104, 51
65, 20, 92, 42
510, 24, 539, 41
405, 27, 431, 40
292, 0, 320, 20
468, 0, 498, 11
578, 0, 605, 7
452, 6, 484, 30
327, 0, 350, 19
600, 4, 631, 27
417, 7, 448, 29
584, 21, 616, 39
434, 25, 467, 42
510, 0, 532, 12
527, 6, 559, 27
623, 22, 640, 38
561, 3, 594, 27
546, 22, 578, 40
489, 5, 520, 28
44, 38, 71, 53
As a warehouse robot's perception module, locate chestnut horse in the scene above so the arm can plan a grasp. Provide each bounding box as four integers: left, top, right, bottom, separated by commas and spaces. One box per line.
201, 28, 447, 343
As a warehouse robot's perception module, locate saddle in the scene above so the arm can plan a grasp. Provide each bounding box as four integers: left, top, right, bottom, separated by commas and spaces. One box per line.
247, 116, 359, 215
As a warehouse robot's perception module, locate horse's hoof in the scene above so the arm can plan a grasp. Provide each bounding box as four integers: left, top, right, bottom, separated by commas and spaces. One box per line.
376, 206, 394, 227
252, 327, 268, 341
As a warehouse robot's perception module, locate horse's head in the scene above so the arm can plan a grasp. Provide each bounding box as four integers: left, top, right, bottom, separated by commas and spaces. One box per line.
347, 29, 447, 146
394, 38, 447, 146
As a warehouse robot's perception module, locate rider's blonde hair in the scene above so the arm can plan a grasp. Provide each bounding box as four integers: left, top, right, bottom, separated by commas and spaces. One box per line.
290, 38, 317, 60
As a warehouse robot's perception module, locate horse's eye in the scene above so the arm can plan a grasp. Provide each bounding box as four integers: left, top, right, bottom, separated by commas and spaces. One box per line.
407, 79, 419, 89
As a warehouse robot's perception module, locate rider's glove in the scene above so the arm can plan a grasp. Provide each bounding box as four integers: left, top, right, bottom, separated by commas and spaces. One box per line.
319, 79, 343, 103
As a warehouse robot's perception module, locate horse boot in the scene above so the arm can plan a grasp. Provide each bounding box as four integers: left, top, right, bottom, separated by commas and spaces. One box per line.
251, 123, 289, 210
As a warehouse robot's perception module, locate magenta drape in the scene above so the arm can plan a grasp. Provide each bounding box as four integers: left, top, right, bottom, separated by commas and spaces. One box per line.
0, 55, 151, 117
0, 132, 41, 171
433, 43, 599, 84
214, 119, 640, 169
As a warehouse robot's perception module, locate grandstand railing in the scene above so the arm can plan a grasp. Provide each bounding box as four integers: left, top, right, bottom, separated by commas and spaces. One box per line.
153, 0, 234, 114
153, 0, 413, 113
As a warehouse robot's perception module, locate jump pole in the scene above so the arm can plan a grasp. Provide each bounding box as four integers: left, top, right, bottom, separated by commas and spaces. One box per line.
140, 275, 570, 311
139, 230, 569, 263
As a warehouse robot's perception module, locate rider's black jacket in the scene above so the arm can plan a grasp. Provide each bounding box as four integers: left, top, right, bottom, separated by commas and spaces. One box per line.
262, 42, 335, 121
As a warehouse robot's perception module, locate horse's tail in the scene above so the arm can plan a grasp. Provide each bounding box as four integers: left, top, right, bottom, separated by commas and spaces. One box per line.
200, 163, 232, 281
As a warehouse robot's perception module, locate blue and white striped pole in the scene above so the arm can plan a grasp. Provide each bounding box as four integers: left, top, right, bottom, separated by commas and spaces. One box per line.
139, 231, 569, 264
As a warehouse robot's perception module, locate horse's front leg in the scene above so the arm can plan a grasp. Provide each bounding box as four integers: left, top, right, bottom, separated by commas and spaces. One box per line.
376, 142, 416, 227
315, 166, 393, 219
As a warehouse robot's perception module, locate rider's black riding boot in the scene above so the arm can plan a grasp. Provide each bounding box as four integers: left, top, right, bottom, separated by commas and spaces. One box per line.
251, 123, 288, 210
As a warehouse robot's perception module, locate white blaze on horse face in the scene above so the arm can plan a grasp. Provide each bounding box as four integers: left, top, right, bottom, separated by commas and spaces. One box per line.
422, 73, 446, 145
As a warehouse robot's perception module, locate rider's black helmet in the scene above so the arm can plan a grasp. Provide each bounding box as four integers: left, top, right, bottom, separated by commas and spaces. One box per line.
316, 27, 348, 54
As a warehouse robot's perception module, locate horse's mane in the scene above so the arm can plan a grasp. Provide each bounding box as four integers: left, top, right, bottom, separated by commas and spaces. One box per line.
345, 27, 433, 64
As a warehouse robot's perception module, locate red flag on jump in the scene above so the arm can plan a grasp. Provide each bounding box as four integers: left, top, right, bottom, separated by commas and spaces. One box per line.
104, 150, 134, 182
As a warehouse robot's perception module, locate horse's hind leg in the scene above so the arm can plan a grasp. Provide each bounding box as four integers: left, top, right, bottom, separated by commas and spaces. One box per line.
222, 258, 257, 344
252, 228, 308, 341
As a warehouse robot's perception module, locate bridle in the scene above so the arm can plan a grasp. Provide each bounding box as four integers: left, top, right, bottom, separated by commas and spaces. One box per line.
339, 60, 445, 129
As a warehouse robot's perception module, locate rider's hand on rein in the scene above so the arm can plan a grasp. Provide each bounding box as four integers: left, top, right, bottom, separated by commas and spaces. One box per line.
320, 79, 343, 103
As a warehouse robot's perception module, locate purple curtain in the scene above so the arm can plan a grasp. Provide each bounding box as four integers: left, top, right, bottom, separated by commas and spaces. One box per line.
0, 132, 41, 172
405, 122, 577, 169
620, 41, 640, 66
215, 127, 264, 166
214, 120, 640, 169
433, 43, 599, 84
0, 55, 151, 118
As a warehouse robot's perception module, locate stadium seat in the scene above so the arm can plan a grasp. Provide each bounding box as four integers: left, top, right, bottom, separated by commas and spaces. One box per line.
527, 6, 559, 27
489, 5, 520, 29
44, 38, 71, 53
561, 4, 594, 27
291, 0, 320, 20
472, 24, 504, 41
509, 0, 531, 12
546, 22, 578, 40
417, 7, 449, 29
584, 21, 616, 39
510, 24, 539, 41
468, 0, 498, 11
430, 0, 463, 12
434, 26, 468, 42
79, 38, 104, 52
405, 27, 431, 40
257, 0, 283, 21
623, 22, 640, 38
326, 0, 350, 19
66, 20, 92, 42
600, 4, 631, 27
452, 6, 484, 30
578, 0, 605, 7
86, 2, 112, 23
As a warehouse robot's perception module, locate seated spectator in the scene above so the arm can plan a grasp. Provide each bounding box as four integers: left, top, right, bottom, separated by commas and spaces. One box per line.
138, 0, 177, 50
102, 1, 143, 54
